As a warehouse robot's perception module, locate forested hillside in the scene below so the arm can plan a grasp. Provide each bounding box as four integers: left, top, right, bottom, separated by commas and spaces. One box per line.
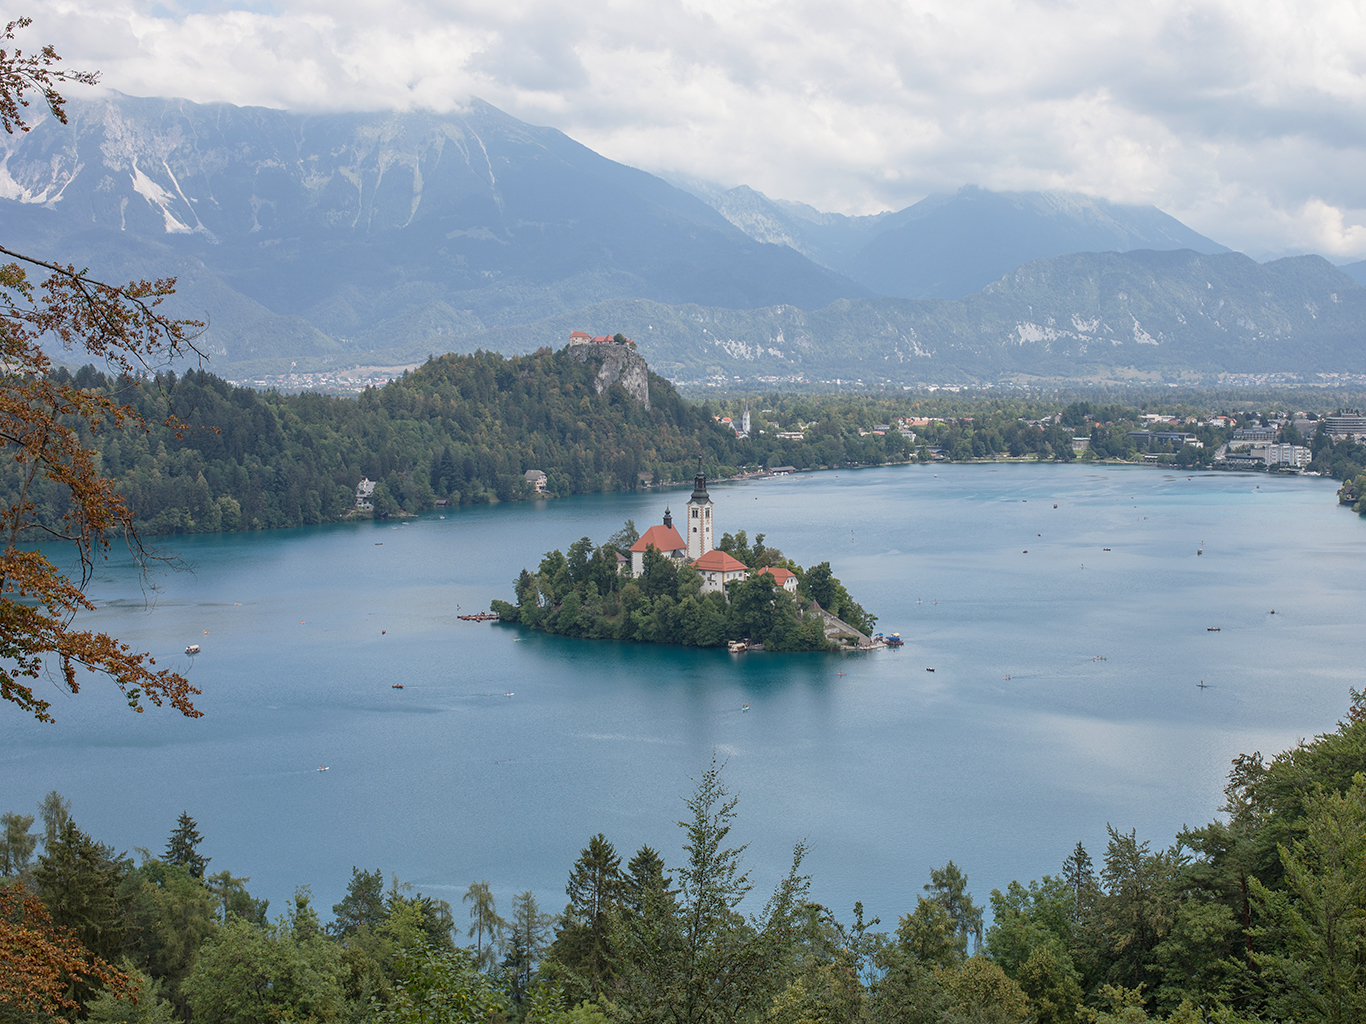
12, 349, 933, 536
7, 701, 1366, 1023
12, 349, 733, 534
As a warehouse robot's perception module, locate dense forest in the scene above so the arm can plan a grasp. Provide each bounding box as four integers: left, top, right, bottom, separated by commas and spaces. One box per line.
6, 699, 1366, 1024
489, 524, 875, 651
10, 352, 1366, 540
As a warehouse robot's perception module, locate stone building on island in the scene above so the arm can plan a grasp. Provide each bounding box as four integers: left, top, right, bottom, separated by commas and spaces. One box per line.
628, 469, 770, 596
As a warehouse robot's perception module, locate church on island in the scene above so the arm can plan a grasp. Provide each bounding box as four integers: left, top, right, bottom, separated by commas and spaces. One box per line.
627, 469, 798, 596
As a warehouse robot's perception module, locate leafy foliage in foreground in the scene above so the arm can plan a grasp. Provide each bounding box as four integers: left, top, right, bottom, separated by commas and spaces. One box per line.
9, 704, 1366, 1022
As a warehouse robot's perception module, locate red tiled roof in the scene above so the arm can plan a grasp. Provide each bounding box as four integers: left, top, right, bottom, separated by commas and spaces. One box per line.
592, 336, 612, 343
692, 549, 750, 573
570, 331, 591, 338
630, 524, 687, 553
759, 566, 797, 585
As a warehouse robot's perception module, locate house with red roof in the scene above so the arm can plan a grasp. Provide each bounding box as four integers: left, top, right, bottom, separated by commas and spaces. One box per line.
629, 509, 688, 576
692, 548, 750, 595
758, 566, 798, 593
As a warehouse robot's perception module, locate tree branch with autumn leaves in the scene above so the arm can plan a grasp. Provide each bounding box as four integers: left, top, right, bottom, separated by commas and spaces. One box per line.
0, 18, 205, 722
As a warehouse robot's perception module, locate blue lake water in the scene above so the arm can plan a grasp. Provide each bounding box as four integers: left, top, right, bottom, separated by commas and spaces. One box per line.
3, 463, 1363, 930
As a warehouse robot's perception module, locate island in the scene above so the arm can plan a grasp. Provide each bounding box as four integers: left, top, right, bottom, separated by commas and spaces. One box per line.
490, 468, 879, 652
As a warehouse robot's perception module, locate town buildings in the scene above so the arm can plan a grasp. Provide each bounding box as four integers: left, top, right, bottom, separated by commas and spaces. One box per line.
1323, 415, 1366, 440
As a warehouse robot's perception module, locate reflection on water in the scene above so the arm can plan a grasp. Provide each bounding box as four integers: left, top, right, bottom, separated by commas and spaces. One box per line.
2, 464, 1362, 926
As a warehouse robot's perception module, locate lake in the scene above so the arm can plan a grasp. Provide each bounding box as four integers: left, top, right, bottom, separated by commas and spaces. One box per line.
3, 463, 1362, 932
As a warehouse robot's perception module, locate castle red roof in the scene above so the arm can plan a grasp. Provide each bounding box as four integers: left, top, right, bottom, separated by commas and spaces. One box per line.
630, 524, 687, 553
692, 549, 750, 573
569, 331, 591, 339
759, 566, 797, 585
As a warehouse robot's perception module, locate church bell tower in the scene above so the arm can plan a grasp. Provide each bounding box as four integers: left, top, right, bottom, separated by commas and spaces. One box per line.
686, 463, 713, 560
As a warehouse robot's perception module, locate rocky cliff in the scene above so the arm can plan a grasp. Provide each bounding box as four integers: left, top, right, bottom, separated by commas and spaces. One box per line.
565, 342, 650, 410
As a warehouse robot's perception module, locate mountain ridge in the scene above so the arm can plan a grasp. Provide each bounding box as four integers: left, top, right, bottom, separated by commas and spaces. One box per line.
458, 249, 1366, 383
679, 180, 1229, 299
0, 92, 867, 368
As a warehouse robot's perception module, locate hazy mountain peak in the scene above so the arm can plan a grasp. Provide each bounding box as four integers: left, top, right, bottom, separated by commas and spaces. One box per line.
0, 93, 866, 374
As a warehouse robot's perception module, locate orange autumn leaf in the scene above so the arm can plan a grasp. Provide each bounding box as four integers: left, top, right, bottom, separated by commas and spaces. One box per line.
0, 20, 205, 722
0, 882, 130, 1022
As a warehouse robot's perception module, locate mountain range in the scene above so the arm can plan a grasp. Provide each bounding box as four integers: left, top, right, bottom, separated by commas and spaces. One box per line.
463, 249, 1366, 383
673, 180, 1228, 300
0, 91, 1362, 384
0, 93, 863, 369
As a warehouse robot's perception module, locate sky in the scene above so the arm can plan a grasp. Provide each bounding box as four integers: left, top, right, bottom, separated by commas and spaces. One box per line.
26, 0, 1366, 261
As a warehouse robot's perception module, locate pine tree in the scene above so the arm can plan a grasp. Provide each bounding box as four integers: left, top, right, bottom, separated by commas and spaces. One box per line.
331, 866, 386, 936
164, 811, 209, 878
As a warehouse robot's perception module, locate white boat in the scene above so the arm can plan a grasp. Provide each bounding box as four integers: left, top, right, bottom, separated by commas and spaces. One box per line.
185, 644, 201, 655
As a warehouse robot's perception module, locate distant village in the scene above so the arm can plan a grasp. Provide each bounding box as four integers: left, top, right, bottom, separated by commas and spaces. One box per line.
1068, 412, 1366, 470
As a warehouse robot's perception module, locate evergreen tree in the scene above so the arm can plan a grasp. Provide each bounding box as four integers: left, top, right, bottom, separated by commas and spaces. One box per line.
556, 834, 623, 998
613, 754, 810, 1024
33, 819, 129, 961
1062, 841, 1098, 922
331, 866, 387, 936
501, 891, 552, 1005
164, 811, 210, 878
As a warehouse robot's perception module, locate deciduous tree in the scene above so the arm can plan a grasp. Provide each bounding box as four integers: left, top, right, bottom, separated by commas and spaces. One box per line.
0, 810, 36, 875
0, 18, 202, 723
462, 881, 505, 973
0, 879, 129, 1023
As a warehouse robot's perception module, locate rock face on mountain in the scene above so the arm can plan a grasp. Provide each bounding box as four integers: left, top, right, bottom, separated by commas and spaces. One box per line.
0, 93, 865, 373
565, 340, 650, 409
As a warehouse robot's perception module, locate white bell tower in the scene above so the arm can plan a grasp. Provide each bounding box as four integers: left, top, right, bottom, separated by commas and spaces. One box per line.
686, 464, 713, 560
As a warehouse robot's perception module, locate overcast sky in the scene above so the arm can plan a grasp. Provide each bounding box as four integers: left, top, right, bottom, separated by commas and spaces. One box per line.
28, 0, 1366, 260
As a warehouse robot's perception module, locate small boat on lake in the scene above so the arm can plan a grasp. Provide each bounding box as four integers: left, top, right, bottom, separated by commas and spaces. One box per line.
317, 766, 329, 772
1207, 627, 1220, 632
741, 703, 750, 712
727, 640, 747, 653
392, 684, 404, 689
185, 644, 201, 656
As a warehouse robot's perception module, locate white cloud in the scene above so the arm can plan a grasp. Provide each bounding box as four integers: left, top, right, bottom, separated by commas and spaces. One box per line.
27, 0, 1366, 259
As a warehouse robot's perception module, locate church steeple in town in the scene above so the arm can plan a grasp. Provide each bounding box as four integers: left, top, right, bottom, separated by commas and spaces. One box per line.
686, 460, 713, 560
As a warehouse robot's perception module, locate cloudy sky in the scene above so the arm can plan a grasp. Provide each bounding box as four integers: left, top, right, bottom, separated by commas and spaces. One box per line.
28, 0, 1366, 260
